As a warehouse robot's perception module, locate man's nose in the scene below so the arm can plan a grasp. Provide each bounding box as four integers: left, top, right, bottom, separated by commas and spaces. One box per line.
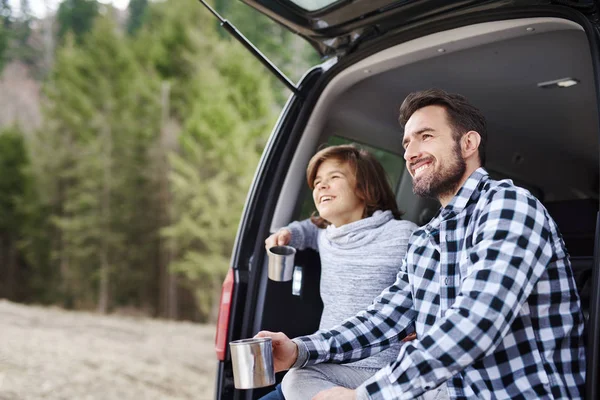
403, 141, 420, 162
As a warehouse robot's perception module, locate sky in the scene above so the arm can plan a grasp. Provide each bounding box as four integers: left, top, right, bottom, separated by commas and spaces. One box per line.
8, 0, 131, 18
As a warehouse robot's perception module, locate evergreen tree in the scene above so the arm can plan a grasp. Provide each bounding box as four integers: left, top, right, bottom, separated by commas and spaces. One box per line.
163, 38, 275, 321
57, 0, 99, 44
0, 127, 30, 301
8, 0, 314, 319
132, 0, 216, 120
0, 0, 11, 71
126, 0, 148, 36
39, 16, 161, 311
6, 0, 38, 69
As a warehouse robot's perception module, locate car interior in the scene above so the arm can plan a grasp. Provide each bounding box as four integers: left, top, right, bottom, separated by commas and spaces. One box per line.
247, 16, 599, 397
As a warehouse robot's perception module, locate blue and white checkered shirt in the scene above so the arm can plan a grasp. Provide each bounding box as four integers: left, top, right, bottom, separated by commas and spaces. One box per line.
292, 168, 586, 399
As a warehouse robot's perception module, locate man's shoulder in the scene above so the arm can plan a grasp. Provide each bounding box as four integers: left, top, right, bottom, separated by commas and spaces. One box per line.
478, 176, 542, 210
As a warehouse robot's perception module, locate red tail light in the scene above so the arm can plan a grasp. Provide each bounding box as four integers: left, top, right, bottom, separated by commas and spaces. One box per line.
215, 268, 235, 361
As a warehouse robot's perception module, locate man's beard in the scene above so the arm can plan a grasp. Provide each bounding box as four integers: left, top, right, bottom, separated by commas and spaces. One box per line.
412, 143, 466, 200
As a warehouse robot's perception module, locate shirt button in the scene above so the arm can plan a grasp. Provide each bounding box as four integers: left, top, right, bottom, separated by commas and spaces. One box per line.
445, 277, 449, 285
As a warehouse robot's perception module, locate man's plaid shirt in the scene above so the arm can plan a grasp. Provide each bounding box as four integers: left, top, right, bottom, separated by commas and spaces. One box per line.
292, 168, 586, 399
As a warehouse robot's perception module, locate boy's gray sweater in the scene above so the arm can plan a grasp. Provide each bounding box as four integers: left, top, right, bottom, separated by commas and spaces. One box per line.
286, 210, 417, 369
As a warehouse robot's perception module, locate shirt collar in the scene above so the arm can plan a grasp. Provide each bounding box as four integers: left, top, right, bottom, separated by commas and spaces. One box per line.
445, 168, 488, 213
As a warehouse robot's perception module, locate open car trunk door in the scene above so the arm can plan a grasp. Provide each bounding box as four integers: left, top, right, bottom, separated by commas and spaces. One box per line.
240, 0, 600, 57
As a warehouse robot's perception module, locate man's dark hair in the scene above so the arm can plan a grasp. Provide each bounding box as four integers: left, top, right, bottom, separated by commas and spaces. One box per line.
398, 88, 488, 166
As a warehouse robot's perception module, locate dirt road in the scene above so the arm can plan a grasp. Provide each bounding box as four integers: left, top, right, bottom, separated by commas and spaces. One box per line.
0, 300, 216, 400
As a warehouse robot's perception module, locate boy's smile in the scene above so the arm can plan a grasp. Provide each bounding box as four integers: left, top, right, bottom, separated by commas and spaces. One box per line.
312, 159, 365, 227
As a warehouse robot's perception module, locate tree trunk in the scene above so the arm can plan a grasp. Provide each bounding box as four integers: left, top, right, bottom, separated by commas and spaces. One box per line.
57, 178, 72, 308
167, 271, 178, 320
97, 117, 112, 314
158, 81, 179, 319
0, 236, 5, 298
6, 238, 17, 300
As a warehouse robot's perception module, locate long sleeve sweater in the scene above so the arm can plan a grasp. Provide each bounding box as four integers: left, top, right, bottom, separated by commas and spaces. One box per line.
286, 210, 417, 369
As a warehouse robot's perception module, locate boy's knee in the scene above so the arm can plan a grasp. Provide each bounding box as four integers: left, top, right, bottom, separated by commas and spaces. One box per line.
281, 369, 302, 399
282, 368, 321, 400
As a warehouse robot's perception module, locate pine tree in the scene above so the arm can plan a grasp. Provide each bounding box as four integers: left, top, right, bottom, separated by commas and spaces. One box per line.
130, 0, 280, 321
0, 127, 29, 301
39, 16, 161, 311
0, 0, 11, 71
163, 38, 275, 321
132, 0, 216, 120
131, 0, 219, 318
8, 0, 37, 68
126, 0, 148, 36
56, 0, 99, 44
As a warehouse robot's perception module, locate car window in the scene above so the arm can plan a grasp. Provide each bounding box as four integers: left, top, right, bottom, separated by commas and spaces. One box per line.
287, 0, 341, 12
296, 136, 405, 220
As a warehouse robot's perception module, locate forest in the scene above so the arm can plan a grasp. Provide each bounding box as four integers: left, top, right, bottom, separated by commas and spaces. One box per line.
0, 0, 318, 322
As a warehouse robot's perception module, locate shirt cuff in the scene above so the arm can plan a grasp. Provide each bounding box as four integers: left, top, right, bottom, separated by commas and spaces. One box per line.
291, 338, 309, 369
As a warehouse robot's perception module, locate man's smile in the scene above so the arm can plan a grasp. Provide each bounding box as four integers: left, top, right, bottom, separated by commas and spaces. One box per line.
411, 159, 433, 177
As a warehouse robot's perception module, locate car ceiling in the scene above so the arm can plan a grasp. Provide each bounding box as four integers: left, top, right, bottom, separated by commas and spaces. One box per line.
325, 28, 599, 202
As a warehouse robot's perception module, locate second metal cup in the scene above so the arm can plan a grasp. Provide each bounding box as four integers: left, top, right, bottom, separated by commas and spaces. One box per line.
267, 245, 296, 282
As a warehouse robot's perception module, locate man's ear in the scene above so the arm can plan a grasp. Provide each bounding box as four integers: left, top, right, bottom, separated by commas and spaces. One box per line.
462, 131, 481, 159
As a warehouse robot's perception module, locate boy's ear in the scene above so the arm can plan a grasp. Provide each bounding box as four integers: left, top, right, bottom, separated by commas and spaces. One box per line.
462, 131, 481, 158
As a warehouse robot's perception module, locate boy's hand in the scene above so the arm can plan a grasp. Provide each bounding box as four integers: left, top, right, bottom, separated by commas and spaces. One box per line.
402, 332, 417, 342
254, 331, 298, 372
265, 229, 292, 250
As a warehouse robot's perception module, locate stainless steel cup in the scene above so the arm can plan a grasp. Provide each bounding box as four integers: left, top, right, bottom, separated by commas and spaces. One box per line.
267, 245, 296, 282
229, 337, 275, 389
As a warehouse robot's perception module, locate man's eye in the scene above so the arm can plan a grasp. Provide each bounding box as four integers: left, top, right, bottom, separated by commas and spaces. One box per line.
423, 134, 432, 139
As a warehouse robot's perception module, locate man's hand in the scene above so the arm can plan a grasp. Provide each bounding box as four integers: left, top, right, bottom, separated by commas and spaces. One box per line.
254, 331, 298, 372
265, 229, 292, 250
313, 387, 356, 400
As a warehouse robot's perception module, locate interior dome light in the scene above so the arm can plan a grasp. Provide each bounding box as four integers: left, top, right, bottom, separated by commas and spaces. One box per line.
538, 78, 579, 89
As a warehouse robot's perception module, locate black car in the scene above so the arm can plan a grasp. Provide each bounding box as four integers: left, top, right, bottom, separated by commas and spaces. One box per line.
208, 1, 600, 399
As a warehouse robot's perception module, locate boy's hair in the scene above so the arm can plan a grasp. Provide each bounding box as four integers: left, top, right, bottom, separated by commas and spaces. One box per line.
306, 144, 403, 228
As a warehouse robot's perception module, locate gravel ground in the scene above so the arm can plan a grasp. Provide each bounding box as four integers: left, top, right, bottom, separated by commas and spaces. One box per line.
0, 300, 216, 400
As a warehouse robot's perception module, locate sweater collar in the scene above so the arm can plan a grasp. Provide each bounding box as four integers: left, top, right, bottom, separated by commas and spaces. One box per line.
325, 210, 393, 248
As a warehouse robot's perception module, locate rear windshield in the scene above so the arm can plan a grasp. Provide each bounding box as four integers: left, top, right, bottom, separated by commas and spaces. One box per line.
287, 0, 340, 11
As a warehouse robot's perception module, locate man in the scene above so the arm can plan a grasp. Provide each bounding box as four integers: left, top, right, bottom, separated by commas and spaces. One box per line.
257, 89, 586, 400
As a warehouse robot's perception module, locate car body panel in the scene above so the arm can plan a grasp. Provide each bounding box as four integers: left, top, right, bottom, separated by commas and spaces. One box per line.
209, 2, 600, 400
240, 0, 600, 57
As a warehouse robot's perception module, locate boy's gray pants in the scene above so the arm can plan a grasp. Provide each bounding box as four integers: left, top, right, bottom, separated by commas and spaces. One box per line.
281, 363, 449, 400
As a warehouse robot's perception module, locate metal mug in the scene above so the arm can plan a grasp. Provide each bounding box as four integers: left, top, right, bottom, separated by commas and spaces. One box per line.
229, 337, 276, 389
267, 245, 296, 282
